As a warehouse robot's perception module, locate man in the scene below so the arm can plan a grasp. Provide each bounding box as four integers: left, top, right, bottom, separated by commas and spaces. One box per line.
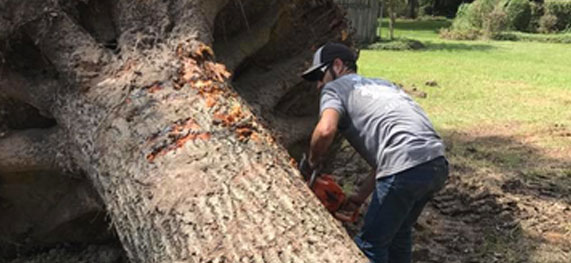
300, 42, 449, 263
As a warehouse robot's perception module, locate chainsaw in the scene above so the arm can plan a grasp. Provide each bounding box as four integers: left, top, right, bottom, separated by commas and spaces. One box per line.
299, 154, 360, 223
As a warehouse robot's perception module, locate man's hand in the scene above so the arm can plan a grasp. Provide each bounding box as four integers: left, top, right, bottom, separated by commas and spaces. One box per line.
334, 172, 375, 222
298, 153, 314, 180
334, 194, 363, 222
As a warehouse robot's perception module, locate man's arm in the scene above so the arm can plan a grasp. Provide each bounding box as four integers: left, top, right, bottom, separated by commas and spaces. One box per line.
308, 109, 340, 168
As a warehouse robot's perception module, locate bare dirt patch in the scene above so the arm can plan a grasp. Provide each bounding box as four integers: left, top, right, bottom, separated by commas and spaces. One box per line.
327, 124, 571, 262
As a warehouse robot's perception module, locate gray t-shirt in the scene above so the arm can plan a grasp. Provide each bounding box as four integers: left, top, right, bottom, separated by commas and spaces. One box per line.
320, 74, 445, 178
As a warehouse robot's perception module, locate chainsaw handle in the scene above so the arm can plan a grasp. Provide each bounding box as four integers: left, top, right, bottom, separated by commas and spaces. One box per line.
308, 169, 319, 188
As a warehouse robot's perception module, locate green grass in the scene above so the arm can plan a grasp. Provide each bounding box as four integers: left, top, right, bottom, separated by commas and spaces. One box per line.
360, 19, 571, 148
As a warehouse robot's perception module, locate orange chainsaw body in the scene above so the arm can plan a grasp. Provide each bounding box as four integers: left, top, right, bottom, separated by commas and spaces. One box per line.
310, 174, 359, 222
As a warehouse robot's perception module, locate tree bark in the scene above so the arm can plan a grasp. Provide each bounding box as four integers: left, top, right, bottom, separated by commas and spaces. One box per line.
388, 0, 396, 40
1, 0, 366, 262
408, 0, 417, 19
379, 1, 384, 40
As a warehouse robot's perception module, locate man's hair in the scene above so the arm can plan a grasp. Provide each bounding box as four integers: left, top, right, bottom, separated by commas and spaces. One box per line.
343, 60, 357, 72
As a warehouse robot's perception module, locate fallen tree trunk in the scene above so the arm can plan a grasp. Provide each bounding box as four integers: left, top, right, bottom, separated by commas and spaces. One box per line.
0, 0, 365, 261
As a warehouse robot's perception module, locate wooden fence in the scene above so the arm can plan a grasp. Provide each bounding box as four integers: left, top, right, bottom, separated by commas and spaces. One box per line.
334, 0, 380, 43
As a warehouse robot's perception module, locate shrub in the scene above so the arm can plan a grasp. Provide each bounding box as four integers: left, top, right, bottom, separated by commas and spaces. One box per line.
492, 32, 520, 40
439, 28, 483, 40
528, 2, 544, 32
493, 31, 571, 43
444, 0, 571, 38
452, 0, 499, 30
452, 0, 496, 30
538, 11, 558, 33
451, 0, 512, 35
544, 0, 571, 31
504, 0, 532, 31
367, 39, 426, 51
483, 6, 509, 36
450, 3, 476, 30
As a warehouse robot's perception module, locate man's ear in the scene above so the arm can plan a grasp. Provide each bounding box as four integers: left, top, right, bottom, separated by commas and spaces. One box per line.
333, 58, 344, 73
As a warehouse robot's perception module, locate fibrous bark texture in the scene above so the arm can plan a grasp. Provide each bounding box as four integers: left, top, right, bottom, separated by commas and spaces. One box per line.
0, 0, 365, 262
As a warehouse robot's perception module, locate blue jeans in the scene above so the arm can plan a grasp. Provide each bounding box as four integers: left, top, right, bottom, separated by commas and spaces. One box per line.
355, 157, 449, 263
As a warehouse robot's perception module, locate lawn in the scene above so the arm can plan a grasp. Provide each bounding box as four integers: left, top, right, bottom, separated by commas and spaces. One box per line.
359, 19, 571, 149
355, 19, 571, 263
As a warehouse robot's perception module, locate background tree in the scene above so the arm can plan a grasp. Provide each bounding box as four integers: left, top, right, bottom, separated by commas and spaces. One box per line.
408, 0, 419, 18
385, 0, 407, 39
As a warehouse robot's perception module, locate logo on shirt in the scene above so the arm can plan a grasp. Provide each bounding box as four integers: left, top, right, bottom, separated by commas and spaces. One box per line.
353, 81, 406, 111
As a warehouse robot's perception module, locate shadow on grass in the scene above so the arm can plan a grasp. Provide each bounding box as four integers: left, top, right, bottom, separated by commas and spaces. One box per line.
443, 130, 571, 204
423, 41, 496, 52
380, 19, 452, 33
418, 129, 571, 262
361, 40, 496, 52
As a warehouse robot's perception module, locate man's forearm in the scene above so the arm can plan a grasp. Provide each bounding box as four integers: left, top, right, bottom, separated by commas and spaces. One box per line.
308, 129, 335, 168
308, 109, 340, 168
